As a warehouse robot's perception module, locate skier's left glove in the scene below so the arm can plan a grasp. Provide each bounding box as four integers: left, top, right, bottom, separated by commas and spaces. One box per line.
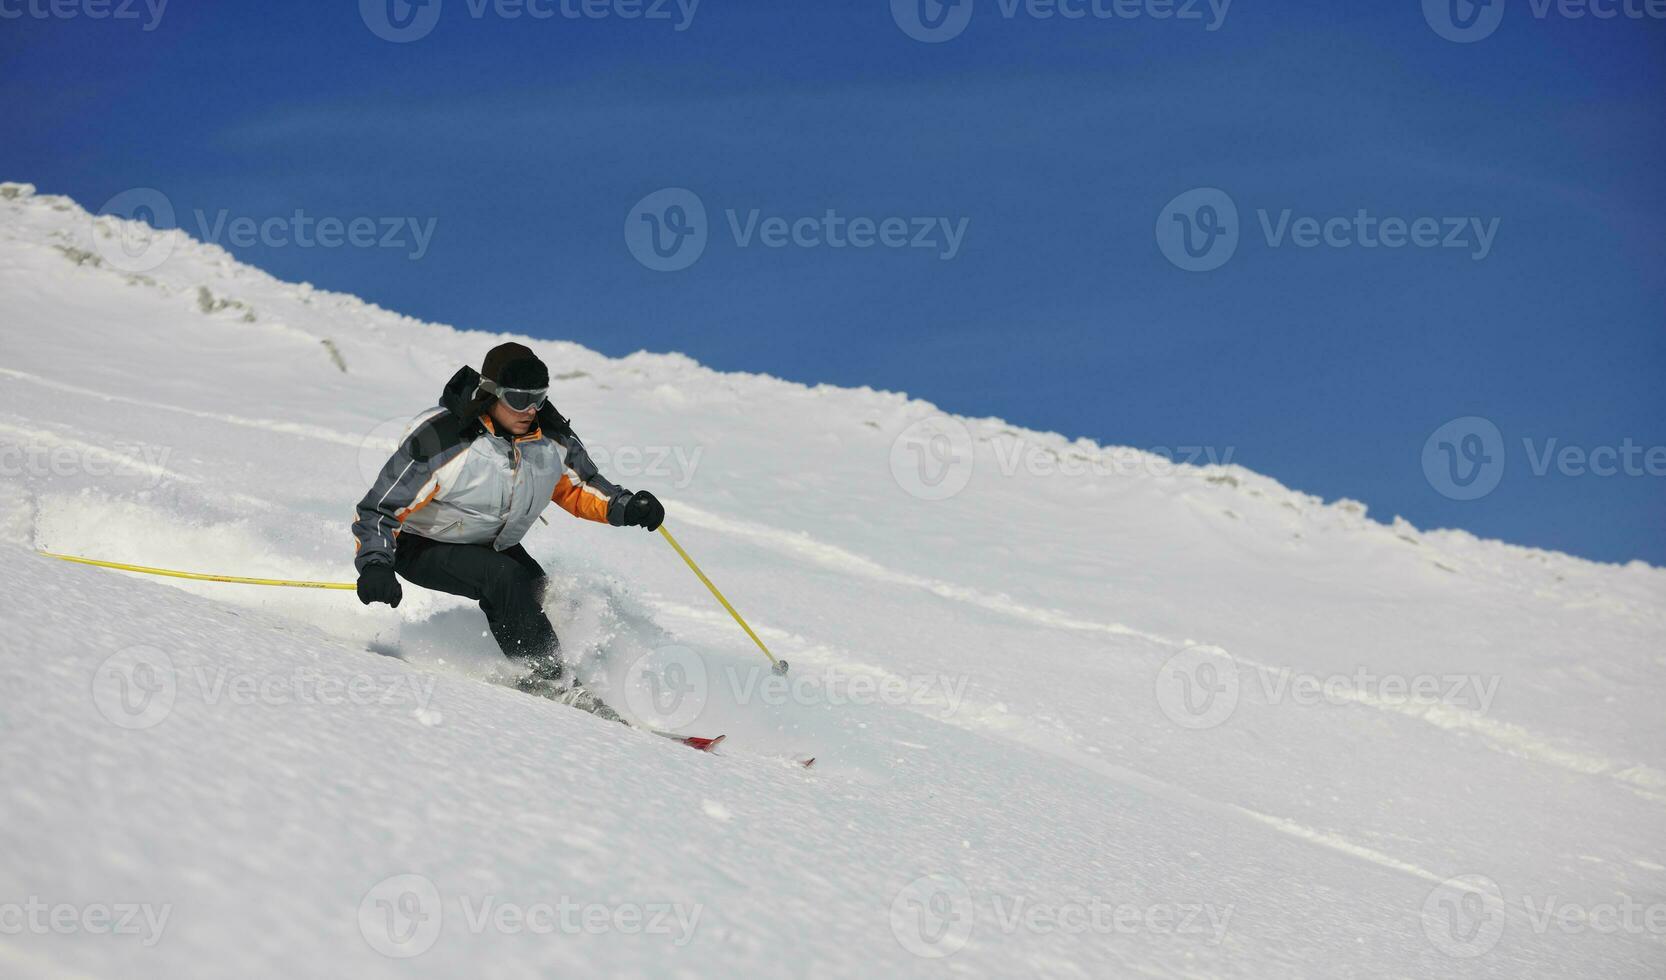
356, 563, 403, 608
620, 489, 665, 531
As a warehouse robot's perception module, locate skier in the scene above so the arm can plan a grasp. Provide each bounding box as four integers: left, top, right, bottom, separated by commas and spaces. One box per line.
351, 342, 664, 719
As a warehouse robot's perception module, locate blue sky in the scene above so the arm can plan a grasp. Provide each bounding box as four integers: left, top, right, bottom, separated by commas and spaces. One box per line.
3, 1, 1663, 564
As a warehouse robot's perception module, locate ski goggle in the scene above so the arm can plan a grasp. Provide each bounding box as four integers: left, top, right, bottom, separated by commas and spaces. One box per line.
478, 379, 548, 413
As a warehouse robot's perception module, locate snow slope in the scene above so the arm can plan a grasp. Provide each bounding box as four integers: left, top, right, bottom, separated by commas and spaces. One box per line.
1, 181, 1662, 978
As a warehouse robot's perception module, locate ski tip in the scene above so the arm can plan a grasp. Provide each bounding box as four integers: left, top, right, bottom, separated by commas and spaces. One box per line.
683, 734, 726, 752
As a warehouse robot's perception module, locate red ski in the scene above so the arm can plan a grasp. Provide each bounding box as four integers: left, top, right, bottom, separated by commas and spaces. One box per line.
653, 731, 726, 753
649, 732, 819, 764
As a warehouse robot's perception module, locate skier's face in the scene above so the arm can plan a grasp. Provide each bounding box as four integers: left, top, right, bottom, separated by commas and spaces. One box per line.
488, 397, 538, 436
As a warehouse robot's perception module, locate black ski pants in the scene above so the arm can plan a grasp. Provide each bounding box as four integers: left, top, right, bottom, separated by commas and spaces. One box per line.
394, 532, 561, 674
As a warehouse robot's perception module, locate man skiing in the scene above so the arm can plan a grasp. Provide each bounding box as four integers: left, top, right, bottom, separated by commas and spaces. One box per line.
352, 342, 664, 718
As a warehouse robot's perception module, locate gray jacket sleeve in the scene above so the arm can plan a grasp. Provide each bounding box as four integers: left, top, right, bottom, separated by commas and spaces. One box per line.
352, 424, 461, 572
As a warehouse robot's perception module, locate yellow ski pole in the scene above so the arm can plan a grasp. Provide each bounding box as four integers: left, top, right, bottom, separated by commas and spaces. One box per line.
36, 550, 356, 590
657, 525, 788, 675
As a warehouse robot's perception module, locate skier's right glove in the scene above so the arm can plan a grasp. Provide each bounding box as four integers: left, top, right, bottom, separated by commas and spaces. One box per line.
356, 563, 403, 608
620, 489, 665, 531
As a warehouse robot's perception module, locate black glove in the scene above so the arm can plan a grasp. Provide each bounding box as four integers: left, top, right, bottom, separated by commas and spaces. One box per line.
356, 563, 403, 608
621, 489, 665, 531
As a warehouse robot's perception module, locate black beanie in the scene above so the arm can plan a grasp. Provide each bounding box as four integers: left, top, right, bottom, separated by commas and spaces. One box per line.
481, 342, 549, 389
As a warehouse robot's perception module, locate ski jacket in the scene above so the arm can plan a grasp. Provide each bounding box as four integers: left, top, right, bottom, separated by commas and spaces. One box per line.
352, 366, 632, 572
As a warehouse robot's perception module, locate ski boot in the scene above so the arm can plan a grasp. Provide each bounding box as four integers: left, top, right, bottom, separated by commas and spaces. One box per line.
514, 656, 625, 725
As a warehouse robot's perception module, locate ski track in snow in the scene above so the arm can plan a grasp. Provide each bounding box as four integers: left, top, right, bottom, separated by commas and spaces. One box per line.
671, 502, 1188, 646
0, 364, 364, 448
0, 417, 297, 519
